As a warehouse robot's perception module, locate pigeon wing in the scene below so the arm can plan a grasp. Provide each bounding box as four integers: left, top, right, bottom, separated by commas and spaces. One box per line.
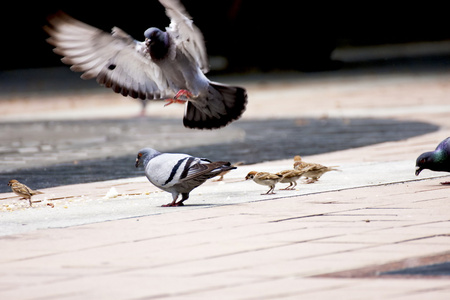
44, 12, 172, 100
160, 0, 209, 73
180, 160, 231, 183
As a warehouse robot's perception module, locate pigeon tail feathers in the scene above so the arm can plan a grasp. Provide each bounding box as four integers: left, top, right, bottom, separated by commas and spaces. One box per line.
183, 82, 247, 130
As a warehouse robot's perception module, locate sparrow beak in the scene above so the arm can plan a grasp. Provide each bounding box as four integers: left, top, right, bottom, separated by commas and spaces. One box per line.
415, 166, 423, 176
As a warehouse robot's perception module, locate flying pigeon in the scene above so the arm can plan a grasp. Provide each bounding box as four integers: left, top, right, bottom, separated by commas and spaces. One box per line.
44, 0, 247, 129
415, 137, 450, 184
135, 148, 236, 206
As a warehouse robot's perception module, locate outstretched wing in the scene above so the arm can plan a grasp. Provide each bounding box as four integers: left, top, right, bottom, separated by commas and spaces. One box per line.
160, 0, 209, 73
44, 11, 173, 100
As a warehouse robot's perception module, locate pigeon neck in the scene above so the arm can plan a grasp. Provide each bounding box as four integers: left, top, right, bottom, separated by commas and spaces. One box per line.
149, 33, 170, 61
433, 149, 446, 164
144, 152, 161, 166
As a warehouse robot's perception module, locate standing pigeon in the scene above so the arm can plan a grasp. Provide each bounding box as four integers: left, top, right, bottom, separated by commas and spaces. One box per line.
415, 137, 450, 184
44, 0, 247, 130
135, 148, 236, 206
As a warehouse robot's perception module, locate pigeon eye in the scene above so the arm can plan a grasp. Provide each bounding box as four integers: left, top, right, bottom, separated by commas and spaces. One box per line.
420, 158, 426, 164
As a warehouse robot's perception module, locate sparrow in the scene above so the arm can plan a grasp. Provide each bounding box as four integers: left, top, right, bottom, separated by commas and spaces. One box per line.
293, 155, 309, 170
7, 179, 44, 207
245, 171, 282, 195
276, 169, 304, 190
416, 137, 450, 184
135, 148, 236, 206
44, 0, 247, 130
293, 156, 339, 184
299, 164, 339, 184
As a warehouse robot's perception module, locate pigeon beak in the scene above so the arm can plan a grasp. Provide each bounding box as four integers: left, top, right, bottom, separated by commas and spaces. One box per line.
415, 166, 423, 176
135, 158, 140, 168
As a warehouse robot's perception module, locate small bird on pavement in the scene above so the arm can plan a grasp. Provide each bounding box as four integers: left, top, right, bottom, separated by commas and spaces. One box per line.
276, 169, 304, 190
44, 0, 247, 130
135, 148, 236, 206
415, 137, 450, 184
7, 180, 44, 207
245, 171, 283, 195
293, 155, 309, 170
293, 156, 339, 183
300, 164, 339, 183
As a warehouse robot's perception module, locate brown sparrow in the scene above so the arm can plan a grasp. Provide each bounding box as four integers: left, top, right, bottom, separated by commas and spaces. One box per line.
7, 179, 44, 207
293, 156, 339, 183
293, 155, 309, 170
276, 169, 304, 190
245, 171, 282, 194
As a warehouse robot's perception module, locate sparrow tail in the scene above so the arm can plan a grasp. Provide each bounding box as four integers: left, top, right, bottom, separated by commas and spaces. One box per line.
327, 166, 341, 172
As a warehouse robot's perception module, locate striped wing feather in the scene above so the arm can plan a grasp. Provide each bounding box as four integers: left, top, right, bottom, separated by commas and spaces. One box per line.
44, 12, 171, 100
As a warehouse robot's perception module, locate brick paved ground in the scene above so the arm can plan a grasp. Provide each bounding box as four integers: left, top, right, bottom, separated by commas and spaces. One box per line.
1, 51, 450, 299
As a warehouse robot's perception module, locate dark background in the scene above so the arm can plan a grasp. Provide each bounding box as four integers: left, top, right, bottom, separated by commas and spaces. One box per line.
2, 1, 449, 72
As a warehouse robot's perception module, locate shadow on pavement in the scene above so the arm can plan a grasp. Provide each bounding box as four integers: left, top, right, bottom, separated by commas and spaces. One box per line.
0, 117, 438, 193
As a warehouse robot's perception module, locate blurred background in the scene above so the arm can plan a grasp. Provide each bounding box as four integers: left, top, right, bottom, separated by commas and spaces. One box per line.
2, 0, 450, 72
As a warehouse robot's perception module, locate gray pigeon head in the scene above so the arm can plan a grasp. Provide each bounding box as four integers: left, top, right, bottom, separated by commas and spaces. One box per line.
144, 28, 170, 60
135, 148, 161, 168
144, 27, 164, 40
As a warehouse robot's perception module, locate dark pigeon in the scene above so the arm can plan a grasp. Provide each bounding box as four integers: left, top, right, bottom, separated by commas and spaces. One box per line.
415, 137, 450, 184
44, 0, 247, 130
